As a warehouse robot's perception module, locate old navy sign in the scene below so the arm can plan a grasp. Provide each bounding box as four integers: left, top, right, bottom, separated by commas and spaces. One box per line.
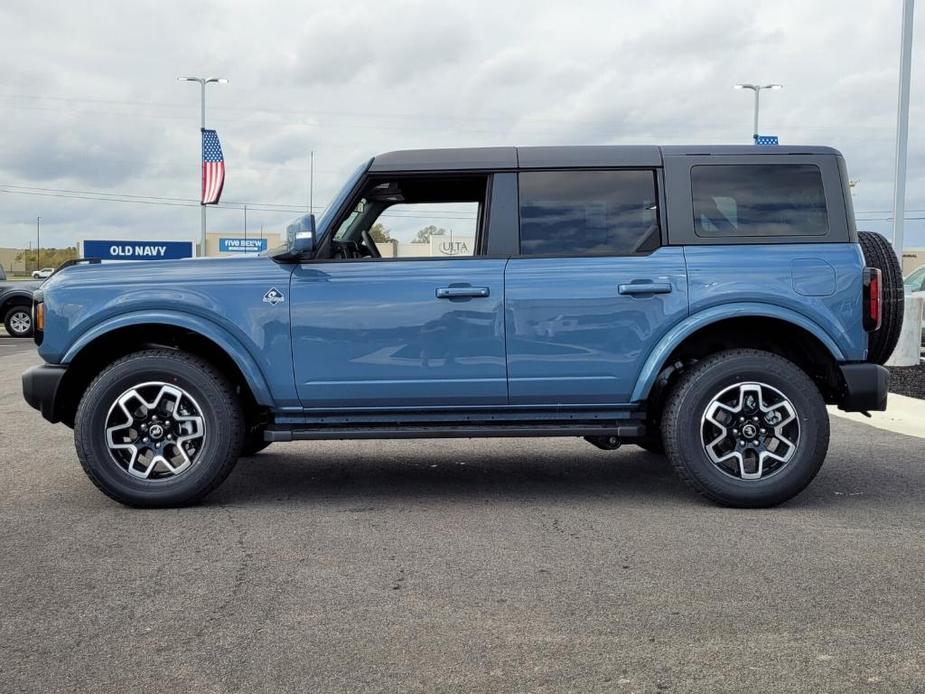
83, 240, 194, 261
219, 237, 268, 253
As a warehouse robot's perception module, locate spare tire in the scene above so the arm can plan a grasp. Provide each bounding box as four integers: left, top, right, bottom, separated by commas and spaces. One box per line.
858, 230, 904, 364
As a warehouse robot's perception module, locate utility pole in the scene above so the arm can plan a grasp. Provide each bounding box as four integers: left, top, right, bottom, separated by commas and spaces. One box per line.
243, 204, 248, 250
892, 0, 915, 263
36, 216, 41, 270
309, 150, 314, 213
178, 76, 227, 253
734, 83, 782, 142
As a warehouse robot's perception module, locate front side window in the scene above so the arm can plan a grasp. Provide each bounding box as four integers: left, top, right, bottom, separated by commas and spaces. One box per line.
328, 176, 485, 260
518, 170, 660, 256
692, 164, 828, 237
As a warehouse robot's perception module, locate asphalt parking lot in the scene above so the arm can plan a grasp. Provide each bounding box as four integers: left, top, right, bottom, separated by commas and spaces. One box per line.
1, 338, 924, 693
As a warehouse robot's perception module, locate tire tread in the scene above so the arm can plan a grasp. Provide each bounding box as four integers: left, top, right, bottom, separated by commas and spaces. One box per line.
74, 349, 243, 507
858, 231, 904, 364
661, 348, 829, 507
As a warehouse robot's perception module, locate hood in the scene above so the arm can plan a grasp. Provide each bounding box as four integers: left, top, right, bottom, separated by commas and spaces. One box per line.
42, 255, 278, 291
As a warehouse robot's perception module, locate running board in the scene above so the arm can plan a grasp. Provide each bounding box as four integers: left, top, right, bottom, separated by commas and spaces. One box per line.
265, 422, 645, 442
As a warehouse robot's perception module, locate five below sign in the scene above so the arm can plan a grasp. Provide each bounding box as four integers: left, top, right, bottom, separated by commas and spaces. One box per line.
82, 240, 194, 261
219, 238, 268, 253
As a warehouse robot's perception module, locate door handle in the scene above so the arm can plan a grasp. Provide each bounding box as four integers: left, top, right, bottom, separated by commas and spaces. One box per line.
618, 282, 673, 296
436, 286, 490, 299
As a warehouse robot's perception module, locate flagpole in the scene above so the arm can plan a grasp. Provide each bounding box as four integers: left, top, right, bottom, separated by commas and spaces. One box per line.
200, 80, 206, 254
178, 75, 227, 256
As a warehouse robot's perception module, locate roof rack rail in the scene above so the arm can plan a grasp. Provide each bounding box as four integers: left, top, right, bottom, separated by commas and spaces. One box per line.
52, 258, 102, 275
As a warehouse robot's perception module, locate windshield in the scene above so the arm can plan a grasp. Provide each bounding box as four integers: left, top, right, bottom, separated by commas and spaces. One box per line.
316, 159, 372, 241
904, 265, 925, 292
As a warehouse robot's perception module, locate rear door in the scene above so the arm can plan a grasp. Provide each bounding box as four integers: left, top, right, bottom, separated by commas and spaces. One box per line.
504, 169, 688, 405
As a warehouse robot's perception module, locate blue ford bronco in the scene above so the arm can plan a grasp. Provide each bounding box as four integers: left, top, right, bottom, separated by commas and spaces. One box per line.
22, 145, 904, 508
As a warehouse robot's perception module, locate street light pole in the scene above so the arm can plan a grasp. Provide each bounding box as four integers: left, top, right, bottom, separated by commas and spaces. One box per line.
178, 76, 227, 255
892, 0, 915, 263
35, 216, 40, 270
734, 83, 782, 142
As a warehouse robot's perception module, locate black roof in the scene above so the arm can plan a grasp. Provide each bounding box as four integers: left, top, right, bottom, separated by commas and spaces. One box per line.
369, 145, 842, 172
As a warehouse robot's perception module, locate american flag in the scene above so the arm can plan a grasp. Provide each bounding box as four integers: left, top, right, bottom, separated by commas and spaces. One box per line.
201, 129, 225, 204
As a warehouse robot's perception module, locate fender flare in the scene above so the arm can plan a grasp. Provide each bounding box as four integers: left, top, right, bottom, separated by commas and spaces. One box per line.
0, 289, 36, 309
61, 310, 274, 406
630, 303, 846, 402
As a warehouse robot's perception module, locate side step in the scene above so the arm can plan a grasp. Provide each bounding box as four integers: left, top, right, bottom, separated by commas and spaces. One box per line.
265, 422, 645, 442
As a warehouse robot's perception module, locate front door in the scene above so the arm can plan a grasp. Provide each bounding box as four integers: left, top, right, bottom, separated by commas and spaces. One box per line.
290, 259, 507, 408
289, 173, 507, 409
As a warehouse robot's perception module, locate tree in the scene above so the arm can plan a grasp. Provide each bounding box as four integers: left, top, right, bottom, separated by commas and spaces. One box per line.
413, 225, 446, 243
368, 222, 391, 243
16, 247, 78, 273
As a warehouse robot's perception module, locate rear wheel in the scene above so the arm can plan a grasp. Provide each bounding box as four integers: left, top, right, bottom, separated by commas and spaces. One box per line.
4, 306, 33, 338
859, 230, 904, 364
74, 350, 243, 507
662, 349, 829, 508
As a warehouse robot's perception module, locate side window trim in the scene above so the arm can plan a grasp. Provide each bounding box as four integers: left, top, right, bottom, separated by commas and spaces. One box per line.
485, 172, 519, 257
663, 154, 850, 245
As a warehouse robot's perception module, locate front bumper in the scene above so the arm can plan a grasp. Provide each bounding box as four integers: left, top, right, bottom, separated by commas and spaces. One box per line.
22, 364, 67, 423
838, 363, 889, 412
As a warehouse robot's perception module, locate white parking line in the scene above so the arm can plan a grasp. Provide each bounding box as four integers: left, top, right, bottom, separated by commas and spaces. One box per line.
829, 392, 925, 438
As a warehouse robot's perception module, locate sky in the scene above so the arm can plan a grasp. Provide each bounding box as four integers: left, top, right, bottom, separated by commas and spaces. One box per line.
0, 0, 923, 250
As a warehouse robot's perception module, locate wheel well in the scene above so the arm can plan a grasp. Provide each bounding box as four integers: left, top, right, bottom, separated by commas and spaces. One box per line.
648, 317, 843, 418
1, 296, 32, 315
55, 324, 267, 428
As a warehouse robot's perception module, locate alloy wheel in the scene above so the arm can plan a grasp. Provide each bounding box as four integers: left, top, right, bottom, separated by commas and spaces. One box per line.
700, 382, 800, 481
104, 382, 206, 480
8, 310, 31, 336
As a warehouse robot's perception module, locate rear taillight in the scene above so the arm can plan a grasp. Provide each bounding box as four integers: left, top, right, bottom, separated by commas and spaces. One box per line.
862, 267, 881, 332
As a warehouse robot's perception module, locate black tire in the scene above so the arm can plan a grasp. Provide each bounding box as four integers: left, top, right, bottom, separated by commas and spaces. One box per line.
858, 230, 904, 364
4, 305, 33, 338
74, 349, 244, 507
662, 349, 829, 508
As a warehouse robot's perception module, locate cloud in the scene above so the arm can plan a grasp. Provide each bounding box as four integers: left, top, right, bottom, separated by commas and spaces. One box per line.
0, 0, 923, 249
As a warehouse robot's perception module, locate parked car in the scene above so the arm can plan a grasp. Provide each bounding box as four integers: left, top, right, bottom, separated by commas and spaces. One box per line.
0, 266, 41, 338
22, 145, 903, 508
903, 264, 925, 345
31, 267, 55, 279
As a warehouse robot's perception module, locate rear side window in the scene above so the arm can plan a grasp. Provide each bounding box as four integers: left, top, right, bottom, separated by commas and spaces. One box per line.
518, 170, 660, 256
691, 164, 828, 237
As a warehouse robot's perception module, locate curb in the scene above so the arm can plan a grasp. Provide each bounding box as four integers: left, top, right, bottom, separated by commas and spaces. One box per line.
829, 392, 925, 439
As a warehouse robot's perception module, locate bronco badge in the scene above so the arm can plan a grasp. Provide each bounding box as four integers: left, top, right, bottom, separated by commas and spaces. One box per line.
263, 288, 285, 305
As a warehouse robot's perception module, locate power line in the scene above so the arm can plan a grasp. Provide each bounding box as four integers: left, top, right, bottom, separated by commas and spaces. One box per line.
0, 185, 478, 220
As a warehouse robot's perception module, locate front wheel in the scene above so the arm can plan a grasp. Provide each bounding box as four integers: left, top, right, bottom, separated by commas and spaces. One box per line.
4, 306, 33, 338
74, 350, 244, 507
661, 349, 829, 508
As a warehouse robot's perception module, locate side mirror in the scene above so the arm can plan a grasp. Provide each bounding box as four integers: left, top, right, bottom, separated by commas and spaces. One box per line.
286, 213, 316, 255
